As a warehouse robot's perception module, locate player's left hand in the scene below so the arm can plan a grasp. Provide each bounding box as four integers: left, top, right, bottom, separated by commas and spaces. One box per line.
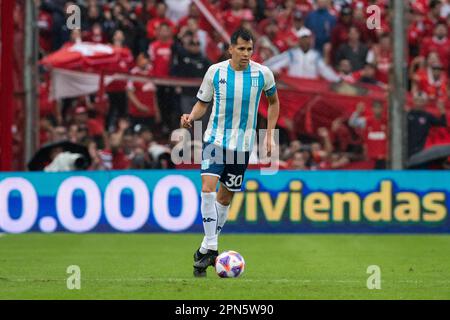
264, 132, 275, 158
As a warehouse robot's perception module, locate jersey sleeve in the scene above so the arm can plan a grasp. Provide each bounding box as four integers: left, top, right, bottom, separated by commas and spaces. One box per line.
262, 66, 277, 97
196, 65, 215, 103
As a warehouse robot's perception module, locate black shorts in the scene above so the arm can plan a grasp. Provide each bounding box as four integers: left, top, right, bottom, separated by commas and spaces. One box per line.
200, 143, 250, 192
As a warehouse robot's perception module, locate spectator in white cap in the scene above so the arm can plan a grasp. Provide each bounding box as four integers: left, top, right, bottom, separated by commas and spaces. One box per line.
263, 28, 341, 82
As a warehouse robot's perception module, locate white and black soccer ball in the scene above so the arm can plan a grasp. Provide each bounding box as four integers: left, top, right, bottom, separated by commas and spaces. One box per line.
215, 250, 245, 278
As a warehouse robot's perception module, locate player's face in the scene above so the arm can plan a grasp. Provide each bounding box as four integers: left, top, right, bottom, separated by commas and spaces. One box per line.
230, 37, 253, 70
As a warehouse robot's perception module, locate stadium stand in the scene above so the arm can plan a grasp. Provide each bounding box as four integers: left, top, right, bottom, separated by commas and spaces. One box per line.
31, 0, 450, 171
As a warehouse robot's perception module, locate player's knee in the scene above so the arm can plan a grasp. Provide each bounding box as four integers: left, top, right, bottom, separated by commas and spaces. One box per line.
201, 186, 216, 193
217, 193, 233, 206
217, 199, 231, 206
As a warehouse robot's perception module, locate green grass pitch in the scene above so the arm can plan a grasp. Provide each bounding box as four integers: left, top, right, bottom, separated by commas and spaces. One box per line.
0, 233, 449, 299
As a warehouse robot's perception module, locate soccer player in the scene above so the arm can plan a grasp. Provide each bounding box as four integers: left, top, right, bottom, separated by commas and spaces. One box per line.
180, 28, 280, 277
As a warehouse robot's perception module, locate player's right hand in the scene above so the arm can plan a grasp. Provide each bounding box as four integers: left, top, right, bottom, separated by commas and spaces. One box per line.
180, 114, 193, 128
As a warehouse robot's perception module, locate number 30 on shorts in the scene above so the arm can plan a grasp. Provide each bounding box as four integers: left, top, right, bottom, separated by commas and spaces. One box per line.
225, 173, 243, 188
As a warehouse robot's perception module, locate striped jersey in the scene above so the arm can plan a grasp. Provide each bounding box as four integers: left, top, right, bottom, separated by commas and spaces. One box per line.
196, 59, 277, 152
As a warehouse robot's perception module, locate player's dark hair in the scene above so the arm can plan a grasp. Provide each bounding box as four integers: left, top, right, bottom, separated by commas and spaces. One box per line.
230, 28, 254, 45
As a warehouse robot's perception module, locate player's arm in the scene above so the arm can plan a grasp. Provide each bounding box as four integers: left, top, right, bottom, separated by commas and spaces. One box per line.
263, 67, 280, 156
180, 100, 209, 128
266, 91, 280, 135
181, 65, 215, 128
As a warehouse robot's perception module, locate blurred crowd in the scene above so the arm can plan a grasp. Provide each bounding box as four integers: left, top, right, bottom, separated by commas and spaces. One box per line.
36, 0, 450, 171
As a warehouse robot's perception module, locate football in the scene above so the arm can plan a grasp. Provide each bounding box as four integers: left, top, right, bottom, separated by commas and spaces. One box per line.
215, 250, 245, 278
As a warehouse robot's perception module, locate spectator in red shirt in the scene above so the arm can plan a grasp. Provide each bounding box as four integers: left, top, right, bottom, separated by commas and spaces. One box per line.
253, 37, 277, 63
366, 33, 392, 84
126, 53, 161, 130
84, 23, 107, 43
37, 4, 53, 54
330, 6, 370, 58
284, 10, 308, 49
148, 22, 177, 132
420, 23, 450, 73
336, 59, 357, 83
408, 5, 428, 58
110, 118, 133, 170
39, 79, 56, 118
178, 17, 210, 57
148, 22, 174, 77
106, 29, 134, 132
424, 0, 446, 37
257, 2, 278, 34
261, 19, 288, 53
146, 2, 176, 40
135, 0, 157, 23
177, 2, 203, 33
287, 151, 308, 170
349, 101, 388, 169
221, 0, 253, 35
413, 61, 449, 105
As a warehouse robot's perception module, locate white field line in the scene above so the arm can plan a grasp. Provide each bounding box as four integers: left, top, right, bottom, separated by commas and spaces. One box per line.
1, 278, 450, 285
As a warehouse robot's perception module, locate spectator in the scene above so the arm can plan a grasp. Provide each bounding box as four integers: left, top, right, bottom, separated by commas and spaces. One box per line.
253, 37, 277, 63
420, 23, 450, 73
37, 0, 53, 55
331, 6, 359, 49
178, 3, 202, 31
412, 60, 449, 105
70, 28, 83, 44
146, 2, 176, 40
336, 59, 356, 83
87, 138, 113, 171
221, 0, 247, 34
288, 151, 308, 169
52, 126, 69, 143
84, 2, 104, 30
257, 1, 279, 34
349, 101, 388, 169
84, 22, 106, 43
285, 10, 308, 48
330, 117, 363, 157
170, 32, 211, 126
281, 139, 302, 161
134, 0, 157, 23
110, 118, 133, 169
408, 4, 428, 58
407, 92, 447, 157
178, 17, 209, 56
354, 63, 387, 88
39, 116, 55, 146
105, 29, 133, 132
335, 26, 369, 71
264, 28, 340, 82
51, 1, 73, 51
424, 0, 446, 36
366, 33, 392, 84
304, 0, 337, 53
260, 19, 287, 53
126, 53, 161, 131
148, 22, 176, 132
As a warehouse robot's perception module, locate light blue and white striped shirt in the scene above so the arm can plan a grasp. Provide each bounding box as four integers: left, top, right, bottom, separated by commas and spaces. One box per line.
196, 59, 277, 152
